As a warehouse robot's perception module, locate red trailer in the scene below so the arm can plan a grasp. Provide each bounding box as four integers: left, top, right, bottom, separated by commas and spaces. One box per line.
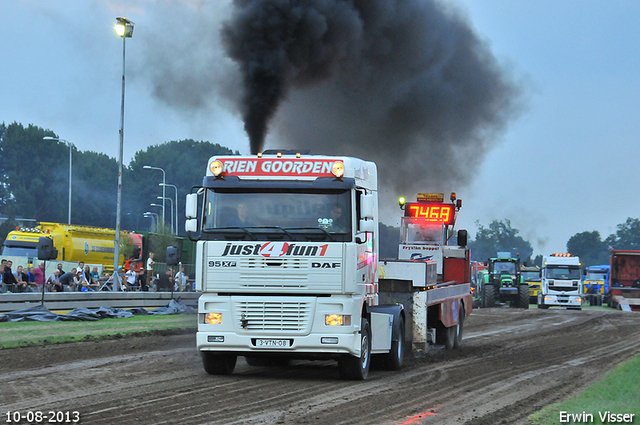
609, 250, 640, 311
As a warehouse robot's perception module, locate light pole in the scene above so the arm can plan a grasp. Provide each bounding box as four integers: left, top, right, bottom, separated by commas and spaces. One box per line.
143, 212, 158, 231
114, 16, 134, 291
143, 165, 166, 226
43, 136, 73, 224
159, 183, 178, 234
157, 196, 174, 233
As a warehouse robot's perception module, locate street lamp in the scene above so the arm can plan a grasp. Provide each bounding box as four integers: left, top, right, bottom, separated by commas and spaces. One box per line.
159, 183, 178, 234
143, 165, 165, 225
143, 212, 158, 231
43, 136, 73, 224
157, 196, 174, 233
114, 16, 134, 291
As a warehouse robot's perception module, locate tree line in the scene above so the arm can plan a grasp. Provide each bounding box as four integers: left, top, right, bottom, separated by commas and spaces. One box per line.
0, 121, 237, 244
468, 218, 640, 267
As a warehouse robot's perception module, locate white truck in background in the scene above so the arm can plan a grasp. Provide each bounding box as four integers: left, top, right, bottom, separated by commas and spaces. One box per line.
185, 152, 471, 380
538, 253, 583, 310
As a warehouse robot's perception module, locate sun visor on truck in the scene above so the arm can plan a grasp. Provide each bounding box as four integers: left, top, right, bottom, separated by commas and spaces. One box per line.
202, 176, 356, 190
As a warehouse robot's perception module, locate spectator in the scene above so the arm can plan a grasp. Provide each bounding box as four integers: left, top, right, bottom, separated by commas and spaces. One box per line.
3, 260, 18, 291
33, 263, 45, 292
0, 259, 6, 293
47, 269, 63, 292
80, 266, 100, 291
27, 267, 37, 291
137, 268, 148, 291
56, 263, 65, 276
91, 266, 100, 282
124, 267, 138, 291
174, 266, 188, 292
13, 265, 29, 293
59, 268, 78, 291
146, 252, 155, 289
157, 268, 174, 292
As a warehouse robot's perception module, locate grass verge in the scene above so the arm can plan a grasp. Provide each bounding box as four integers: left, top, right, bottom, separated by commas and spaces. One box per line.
0, 314, 197, 349
527, 354, 640, 424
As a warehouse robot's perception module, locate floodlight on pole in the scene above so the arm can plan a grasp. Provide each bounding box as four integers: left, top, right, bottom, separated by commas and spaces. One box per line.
157, 196, 174, 234
43, 136, 73, 224
113, 16, 134, 291
143, 165, 166, 225
159, 183, 179, 235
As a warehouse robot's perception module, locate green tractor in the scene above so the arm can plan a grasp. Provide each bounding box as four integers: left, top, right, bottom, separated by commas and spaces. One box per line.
481, 254, 529, 308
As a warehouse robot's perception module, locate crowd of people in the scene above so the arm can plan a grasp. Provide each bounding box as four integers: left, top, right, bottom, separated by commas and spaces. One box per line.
0, 256, 194, 293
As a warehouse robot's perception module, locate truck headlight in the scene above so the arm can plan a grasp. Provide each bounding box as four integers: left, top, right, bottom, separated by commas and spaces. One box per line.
325, 314, 351, 326
204, 312, 223, 325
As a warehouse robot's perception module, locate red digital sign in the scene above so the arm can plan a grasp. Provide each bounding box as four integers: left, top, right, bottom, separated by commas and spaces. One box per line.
405, 203, 455, 225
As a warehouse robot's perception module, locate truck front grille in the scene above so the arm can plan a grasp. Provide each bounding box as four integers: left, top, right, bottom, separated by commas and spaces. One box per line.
234, 300, 312, 333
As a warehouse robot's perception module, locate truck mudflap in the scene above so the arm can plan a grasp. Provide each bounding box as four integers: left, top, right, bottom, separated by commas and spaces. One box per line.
368, 304, 404, 354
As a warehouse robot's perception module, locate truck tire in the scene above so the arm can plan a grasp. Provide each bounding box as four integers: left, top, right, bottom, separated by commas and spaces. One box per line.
201, 352, 237, 375
483, 284, 496, 308
518, 285, 529, 309
453, 306, 464, 349
339, 317, 371, 380
436, 321, 456, 350
383, 315, 405, 371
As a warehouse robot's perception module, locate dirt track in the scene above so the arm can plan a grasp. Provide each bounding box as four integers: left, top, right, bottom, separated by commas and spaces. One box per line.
2, 307, 640, 425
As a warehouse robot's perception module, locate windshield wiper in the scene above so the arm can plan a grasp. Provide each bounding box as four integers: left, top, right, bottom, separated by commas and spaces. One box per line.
285, 227, 336, 242
216, 227, 258, 240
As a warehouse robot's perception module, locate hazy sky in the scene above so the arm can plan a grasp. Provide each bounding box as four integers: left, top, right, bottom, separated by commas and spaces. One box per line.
2, 1, 639, 257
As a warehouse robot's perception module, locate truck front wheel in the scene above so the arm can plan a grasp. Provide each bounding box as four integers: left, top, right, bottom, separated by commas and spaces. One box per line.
202, 352, 237, 375
339, 317, 371, 380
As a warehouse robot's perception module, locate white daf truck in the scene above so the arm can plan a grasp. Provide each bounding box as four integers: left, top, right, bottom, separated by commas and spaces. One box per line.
185, 151, 471, 380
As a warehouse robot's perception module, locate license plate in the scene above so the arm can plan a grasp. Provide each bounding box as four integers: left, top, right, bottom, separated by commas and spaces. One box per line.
256, 339, 290, 348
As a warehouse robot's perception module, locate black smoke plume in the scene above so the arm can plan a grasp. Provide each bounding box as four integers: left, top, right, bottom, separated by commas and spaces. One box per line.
143, 0, 521, 221
221, 0, 521, 195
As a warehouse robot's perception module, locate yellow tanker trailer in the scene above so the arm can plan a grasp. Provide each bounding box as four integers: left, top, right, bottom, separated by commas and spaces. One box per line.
2, 222, 140, 271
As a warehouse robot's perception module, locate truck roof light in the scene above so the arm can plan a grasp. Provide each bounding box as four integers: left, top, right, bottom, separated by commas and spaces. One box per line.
331, 161, 344, 178
277, 152, 282, 158
209, 160, 223, 176
296, 152, 302, 158
398, 197, 406, 208
450, 192, 456, 201
257, 152, 263, 158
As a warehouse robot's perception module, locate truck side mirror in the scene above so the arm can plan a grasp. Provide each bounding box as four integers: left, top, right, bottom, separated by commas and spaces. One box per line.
185, 193, 198, 219
37, 236, 58, 260
359, 219, 376, 233
185, 219, 198, 233
360, 193, 375, 220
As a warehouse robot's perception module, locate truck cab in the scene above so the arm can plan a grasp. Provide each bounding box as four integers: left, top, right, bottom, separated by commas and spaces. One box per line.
187, 152, 404, 380
539, 253, 583, 309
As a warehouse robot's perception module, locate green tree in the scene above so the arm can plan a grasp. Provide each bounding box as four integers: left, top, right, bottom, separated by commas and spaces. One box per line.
124, 139, 238, 234
468, 219, 533, 263
566, 230, 609, 267
0, 122, 69, 222
605, 218, 640, 250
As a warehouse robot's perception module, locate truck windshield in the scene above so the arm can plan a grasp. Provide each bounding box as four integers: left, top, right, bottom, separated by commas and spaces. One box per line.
400, 218, 445, 245
202, 189, 352, 242
585, 270, 607, 280
546, 266, 581, 280
1, 245, 36, 257
522, 271, 541, 281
